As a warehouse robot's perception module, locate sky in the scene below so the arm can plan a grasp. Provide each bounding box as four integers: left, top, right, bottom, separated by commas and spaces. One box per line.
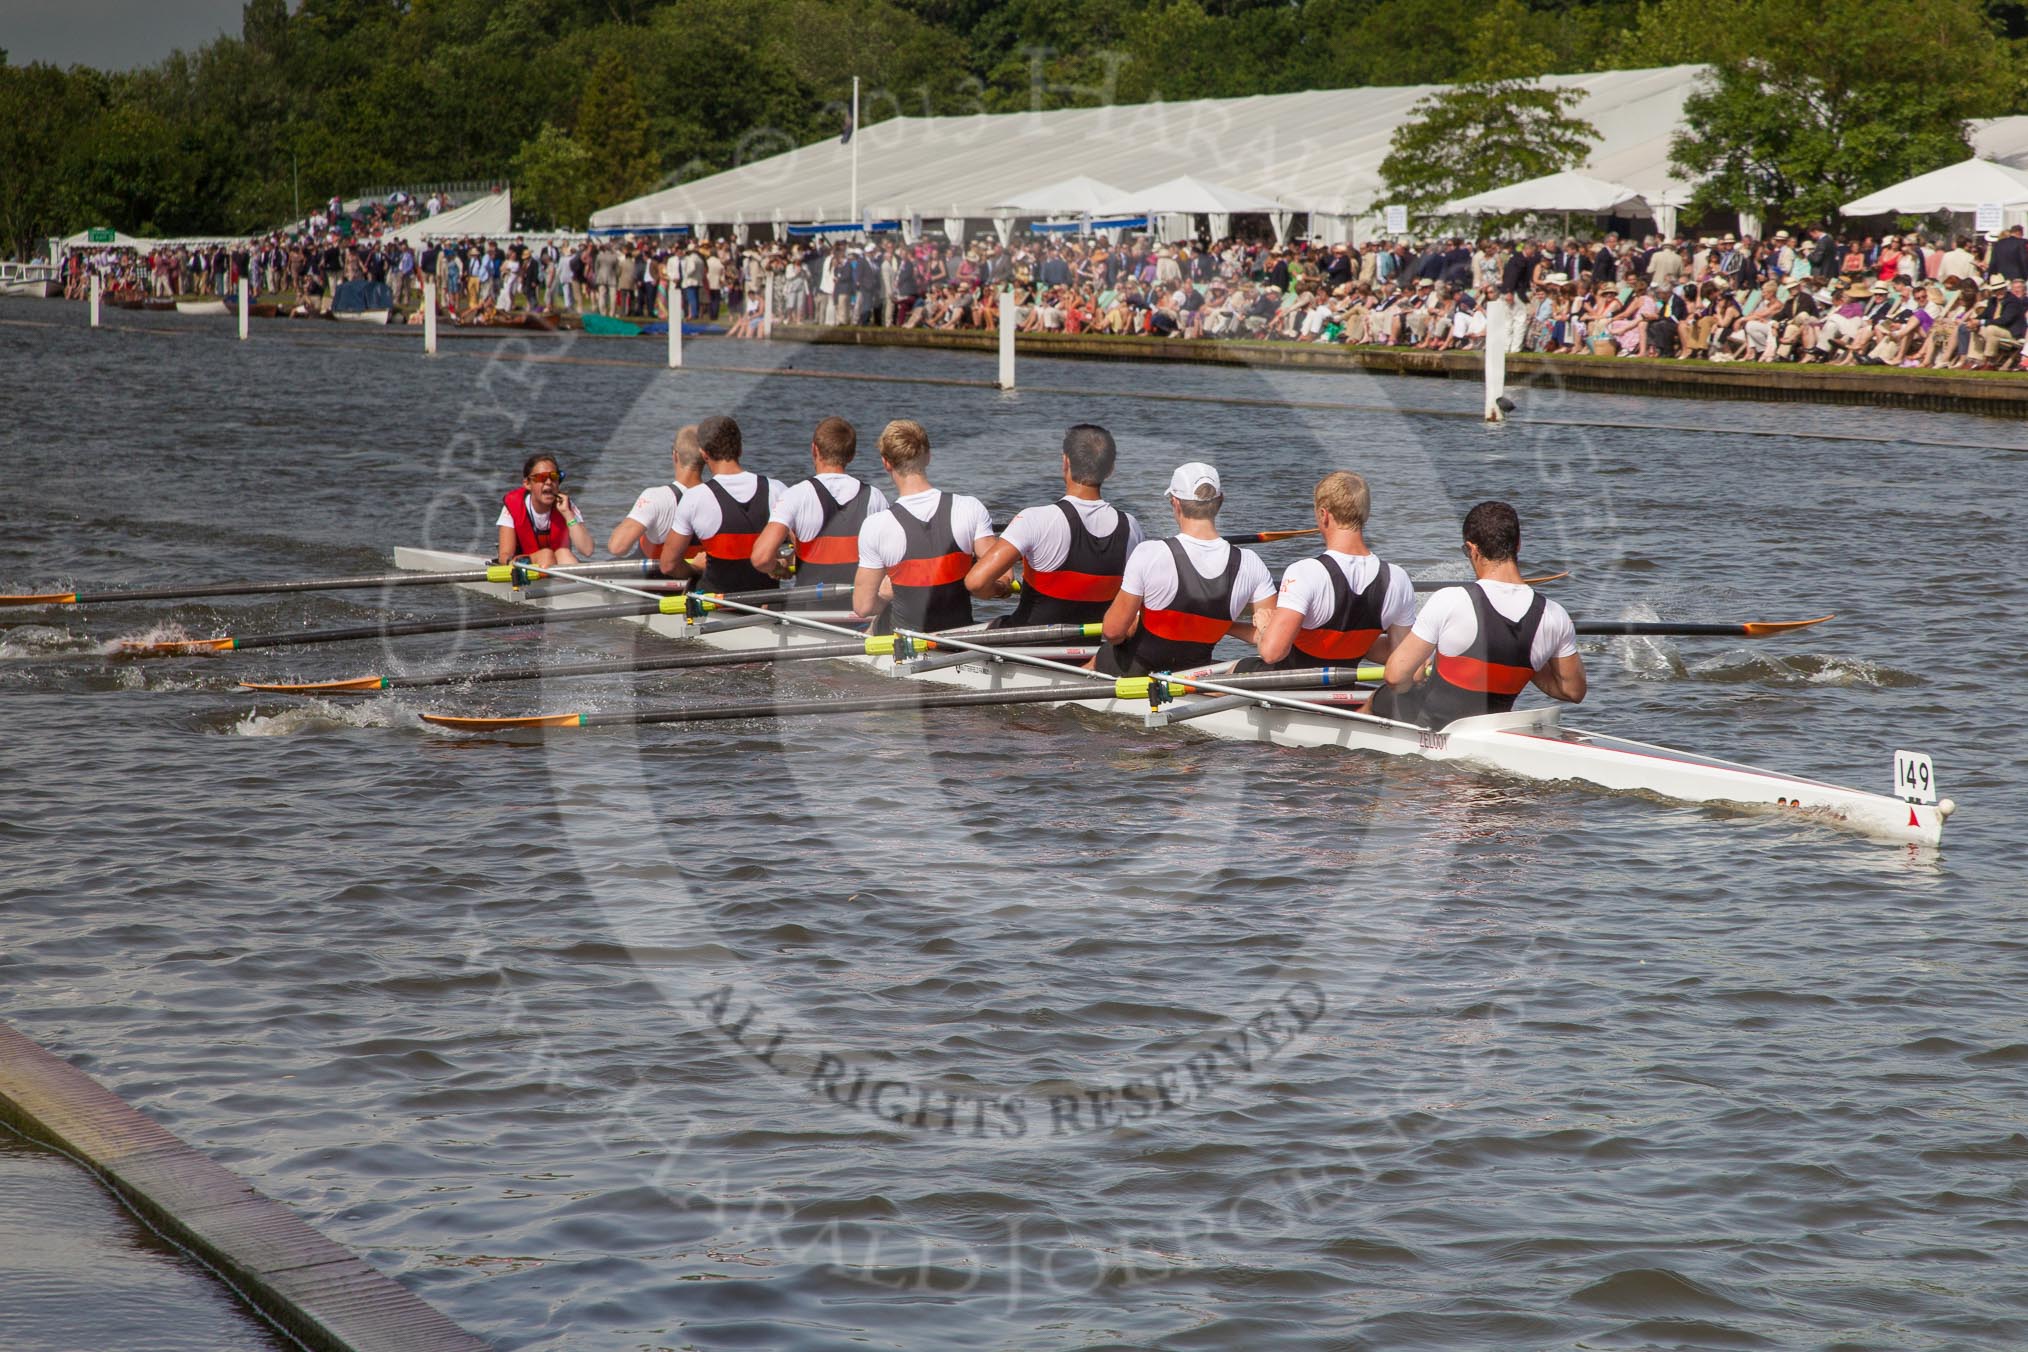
3, 0, 252, 71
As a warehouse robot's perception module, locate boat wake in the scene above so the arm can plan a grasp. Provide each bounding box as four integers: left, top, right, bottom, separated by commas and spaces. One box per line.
1615, 640, 1916, 689
225, 698, 420, 737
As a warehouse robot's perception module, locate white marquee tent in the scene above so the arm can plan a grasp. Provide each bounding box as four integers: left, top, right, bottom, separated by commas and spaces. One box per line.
992, 175, 1130, 215
1840, 157, 2028, 219
391, 189, 512, 245
591, 64, 1707, 242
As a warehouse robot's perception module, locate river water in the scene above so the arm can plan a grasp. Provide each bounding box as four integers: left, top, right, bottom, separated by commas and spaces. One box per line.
2, 298, 2023, 1349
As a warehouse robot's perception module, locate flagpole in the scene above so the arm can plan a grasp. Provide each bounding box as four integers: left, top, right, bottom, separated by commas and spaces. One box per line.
850, 76, 860, 229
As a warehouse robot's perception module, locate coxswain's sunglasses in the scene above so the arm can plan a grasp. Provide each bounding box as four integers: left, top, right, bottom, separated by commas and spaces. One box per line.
528, 469, 564, 484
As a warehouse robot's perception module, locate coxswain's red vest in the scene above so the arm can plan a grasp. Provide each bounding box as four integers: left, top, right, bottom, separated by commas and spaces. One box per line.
1279, 555, 1394, 669
1098, 537, 1241, 676
793, 476, 873, 586
700, 477, 777, 593
1421, 583, 1547, 726
882, 492, 973, 633
1009, 499, 1133, 626
503, 487, 569, 557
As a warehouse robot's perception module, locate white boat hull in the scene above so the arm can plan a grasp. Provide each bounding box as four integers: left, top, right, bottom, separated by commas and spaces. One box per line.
175, 298, 230, 316
333, 309, 391, 325
388, 547, 1950, 846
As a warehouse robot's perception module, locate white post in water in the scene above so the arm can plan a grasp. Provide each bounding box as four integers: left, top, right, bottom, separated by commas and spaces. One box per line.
238, 276, 250, 341
423, 281, 438, 355
1483, 297, 1509, 422
763, 273, 774, 340
998, 285, 1016, 390
667, 279, 682, 368
89, 271, 101, 328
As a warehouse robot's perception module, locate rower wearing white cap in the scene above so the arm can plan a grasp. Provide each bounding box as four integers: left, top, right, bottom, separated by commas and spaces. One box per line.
853, 419, 997, 633
1240, 470, 1415, 672
1374, 500, 1584, 727
1092, 462, 1275, 677
608, 423, 706, 563
964, 423, 1144, 627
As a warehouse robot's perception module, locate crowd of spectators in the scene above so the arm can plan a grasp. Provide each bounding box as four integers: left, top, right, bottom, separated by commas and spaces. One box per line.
52, 207, 2028, 370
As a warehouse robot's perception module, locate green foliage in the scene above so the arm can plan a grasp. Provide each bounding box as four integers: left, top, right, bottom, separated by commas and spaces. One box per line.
513, 124, 598, 228
1668, 0, 2019, 225
2, 0, 2021, 253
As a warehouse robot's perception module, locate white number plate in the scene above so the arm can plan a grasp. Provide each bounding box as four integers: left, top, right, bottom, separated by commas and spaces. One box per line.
1894, 750, 1937, 804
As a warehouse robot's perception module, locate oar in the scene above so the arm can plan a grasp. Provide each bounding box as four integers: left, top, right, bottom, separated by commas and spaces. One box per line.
1414, 570, 1567, 591
242, 622, 1103, 693
423, 681, 1138, 732
114, 599, 677, 657
1574, 615, 1832, 637
1, 559, 669, 608
1227, 527, 1320, 543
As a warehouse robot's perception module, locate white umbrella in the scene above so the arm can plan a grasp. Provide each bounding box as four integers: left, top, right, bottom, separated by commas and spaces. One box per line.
1435, 170, 1653, 217
1840, 157, 2028, 216
991, 175, 1131, 215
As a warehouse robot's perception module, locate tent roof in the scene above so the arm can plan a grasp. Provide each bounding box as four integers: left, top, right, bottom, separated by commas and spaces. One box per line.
1973, 116, 2028, 171
592, 64, 1708, 228
1437, 169, 1653, 216
1841, 157, 2028, 216
992, 175, 1130, 214
60, 229, 147, 248
1094, 174, 1289, 215
390, 189, 512, 244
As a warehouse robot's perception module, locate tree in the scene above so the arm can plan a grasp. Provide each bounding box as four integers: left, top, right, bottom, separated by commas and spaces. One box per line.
574, 46, 659, 208
512, 123, 597, 229
1668, 0, 2019, 226
1379, 2, 1597, 220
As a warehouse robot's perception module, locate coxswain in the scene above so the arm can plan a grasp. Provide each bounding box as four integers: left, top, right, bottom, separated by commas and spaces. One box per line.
1092, 462, 1275, 676
749, 415, 889, 592
964, 423, 1143, 626
852, 419, 996, 633
656, 415, 785, 592
1238, 471, 1415, 672
496, 454, 592, 567
1374, 500, 1584, 726
607, 423, 707, 564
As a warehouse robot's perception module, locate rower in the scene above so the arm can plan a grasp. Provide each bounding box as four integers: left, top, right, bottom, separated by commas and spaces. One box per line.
496, 453, 592, 567
1092, 462, 1275, 676
964, 423, 1143, 626
750, 415, 889, 592
1238, 470, 1414, 672
607, 423, 706, 564
656, 415, 785, 593
1374, 500, 1584, 727
853, 419, 996, 633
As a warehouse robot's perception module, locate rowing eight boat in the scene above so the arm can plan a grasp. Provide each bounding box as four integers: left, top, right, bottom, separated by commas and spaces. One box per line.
387, 547, 1953, 847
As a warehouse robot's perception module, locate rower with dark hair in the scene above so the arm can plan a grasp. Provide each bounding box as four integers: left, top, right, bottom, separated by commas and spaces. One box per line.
1373, 500, 1585, 727
496, 453, 592, 566
853, 419, 996, 633
751, 415, 889, 589
1092, 462, 1275, 676
656, 415, 785, 593
964, 422, 1144, 626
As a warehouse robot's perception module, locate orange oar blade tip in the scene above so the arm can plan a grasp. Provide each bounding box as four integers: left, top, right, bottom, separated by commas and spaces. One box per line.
420, 712, 586, 731
110, 636, 233, 657
1742, 613, 1835, 637
239, 675, 388, 693
1523, 570, 1571, 585
0, 592, 78, 607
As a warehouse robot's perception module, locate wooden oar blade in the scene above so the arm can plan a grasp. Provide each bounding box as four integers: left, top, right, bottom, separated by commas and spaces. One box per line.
239, 674, 388, 693
1741, 614, 1834, 638
110, 636, 234, 656
420, 711, 585, 731
1249, 527, 1321, 542
0, 592, 79, 607
1522, 570, 1569, 586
